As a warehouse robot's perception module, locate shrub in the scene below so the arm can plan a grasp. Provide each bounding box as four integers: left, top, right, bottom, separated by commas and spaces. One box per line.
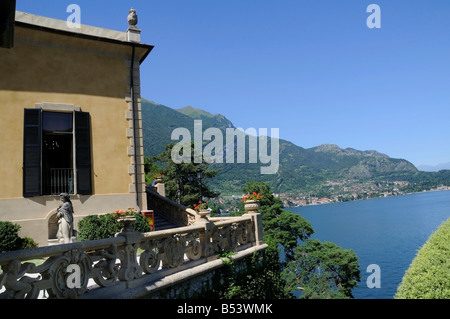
0, 221, 22, 253
395, 218, 450, 299
77, 212, 152, 241
77, 214, 119, 241
0, 221, 38, 252
132, 212, 152, 233
20, 236, 39, 250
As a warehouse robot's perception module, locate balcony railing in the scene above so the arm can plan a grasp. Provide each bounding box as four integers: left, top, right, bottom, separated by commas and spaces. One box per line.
44, 168, 74, 195
0, 211, 266, 299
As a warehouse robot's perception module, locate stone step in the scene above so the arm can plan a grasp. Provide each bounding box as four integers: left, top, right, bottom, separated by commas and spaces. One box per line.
153, 211, 179, 231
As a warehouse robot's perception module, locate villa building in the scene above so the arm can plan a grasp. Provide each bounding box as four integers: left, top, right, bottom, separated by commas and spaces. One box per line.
0, 8, 153, 246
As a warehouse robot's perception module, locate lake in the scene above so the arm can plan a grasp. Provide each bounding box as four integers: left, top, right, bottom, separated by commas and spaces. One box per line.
286, 190, 450, 299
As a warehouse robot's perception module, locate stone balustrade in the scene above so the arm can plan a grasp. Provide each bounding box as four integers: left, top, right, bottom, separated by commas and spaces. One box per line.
0, 209, 265, 299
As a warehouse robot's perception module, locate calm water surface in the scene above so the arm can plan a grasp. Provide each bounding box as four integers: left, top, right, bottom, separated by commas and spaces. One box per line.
287, 190, 450, 299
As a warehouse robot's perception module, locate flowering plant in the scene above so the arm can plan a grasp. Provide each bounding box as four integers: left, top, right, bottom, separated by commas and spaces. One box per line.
242, 192, 263, 201
113, 208, 138, 218
152, 174, 164, 179
193, 201, 208, 211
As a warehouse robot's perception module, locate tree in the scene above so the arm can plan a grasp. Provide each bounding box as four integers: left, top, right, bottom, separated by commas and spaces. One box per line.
145, 143, 220, 207
283, 239, 361, 299
242, 181, 361, 299
242, 182, 314, 263
219, 241, 294, 299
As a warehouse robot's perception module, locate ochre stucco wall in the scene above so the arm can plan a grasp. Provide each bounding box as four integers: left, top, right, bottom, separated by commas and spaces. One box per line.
0, 26, 133, 198
0, 92, 132, 198
0, 22, 149, 246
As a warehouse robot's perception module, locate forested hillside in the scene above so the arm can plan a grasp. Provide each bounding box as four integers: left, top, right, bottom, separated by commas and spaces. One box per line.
141, 99, 450, 198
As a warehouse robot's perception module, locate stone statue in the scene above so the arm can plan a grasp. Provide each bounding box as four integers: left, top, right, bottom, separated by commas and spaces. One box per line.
127, 8, 138, 26
56, 193, 74, 244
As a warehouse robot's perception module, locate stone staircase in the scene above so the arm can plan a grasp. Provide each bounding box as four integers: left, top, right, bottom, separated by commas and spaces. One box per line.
153, 211, 179, 231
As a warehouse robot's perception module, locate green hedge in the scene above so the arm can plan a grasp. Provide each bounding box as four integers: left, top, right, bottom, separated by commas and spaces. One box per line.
395, 218, 450, 299
0, 221, 38, 252
77, 212, 152, 241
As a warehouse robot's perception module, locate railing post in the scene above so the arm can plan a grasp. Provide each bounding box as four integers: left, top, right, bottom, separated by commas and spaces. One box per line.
244, 200, 264, 246
193, 210, 215, 257
154, 178, 165, 197
115, 219, 144, 282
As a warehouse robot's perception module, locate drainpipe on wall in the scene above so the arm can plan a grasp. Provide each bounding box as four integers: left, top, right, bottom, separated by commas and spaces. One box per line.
130, 44, 141, 213
127, 8, 142, 213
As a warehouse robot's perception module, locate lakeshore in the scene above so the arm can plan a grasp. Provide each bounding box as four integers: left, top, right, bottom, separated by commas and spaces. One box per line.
278, 185, 450, 208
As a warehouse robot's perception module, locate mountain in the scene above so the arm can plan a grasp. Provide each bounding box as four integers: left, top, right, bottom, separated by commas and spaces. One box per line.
141, 100, 234, 157
141, 99, 444, 197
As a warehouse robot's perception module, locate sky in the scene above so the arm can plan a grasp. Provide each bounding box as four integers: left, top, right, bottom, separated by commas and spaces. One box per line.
15, 0, 450, 169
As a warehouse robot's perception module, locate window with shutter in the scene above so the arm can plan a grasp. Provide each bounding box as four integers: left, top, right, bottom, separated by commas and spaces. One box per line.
75, 111, 92, 195
22, 108, 93, 197
23, 109, 42, 197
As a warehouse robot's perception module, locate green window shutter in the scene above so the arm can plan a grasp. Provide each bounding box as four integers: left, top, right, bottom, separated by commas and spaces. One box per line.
23, 108, 42, 197
75, 111, 92, 195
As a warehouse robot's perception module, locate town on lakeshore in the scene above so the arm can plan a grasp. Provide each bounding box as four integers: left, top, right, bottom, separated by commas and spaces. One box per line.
210, 180, 450, 213
277, 182, 450, 208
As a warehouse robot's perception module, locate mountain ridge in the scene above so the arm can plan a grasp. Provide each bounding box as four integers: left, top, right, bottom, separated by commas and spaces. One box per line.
417, 162, 450, 172
141, 99, 445, 197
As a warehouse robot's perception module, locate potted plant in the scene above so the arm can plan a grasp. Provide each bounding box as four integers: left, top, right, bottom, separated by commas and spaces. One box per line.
193, 201, 209, 217
114, 208, 138, 232
242, 192, 263, 213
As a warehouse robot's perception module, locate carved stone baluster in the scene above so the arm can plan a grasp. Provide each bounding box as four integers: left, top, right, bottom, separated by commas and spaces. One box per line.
195, 212, 214, 257
161, 235, 185, 268
229, 223, 239, 250
237, 221, 248, 245
41, 249, 91, 299
91, 244, 119, 287
185, 232, 202, 261
116, 228, 144, 281
140, 240, 161, 273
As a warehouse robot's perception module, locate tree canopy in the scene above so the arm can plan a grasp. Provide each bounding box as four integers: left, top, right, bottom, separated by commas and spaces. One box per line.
145, 143, 220, 207
242, 181, 361, 299
242, 182, 314, 263
283, 239, 361, 299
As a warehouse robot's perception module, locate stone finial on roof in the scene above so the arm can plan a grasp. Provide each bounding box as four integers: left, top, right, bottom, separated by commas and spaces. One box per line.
126, 8, 141, 43
127, 8, 138, 26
